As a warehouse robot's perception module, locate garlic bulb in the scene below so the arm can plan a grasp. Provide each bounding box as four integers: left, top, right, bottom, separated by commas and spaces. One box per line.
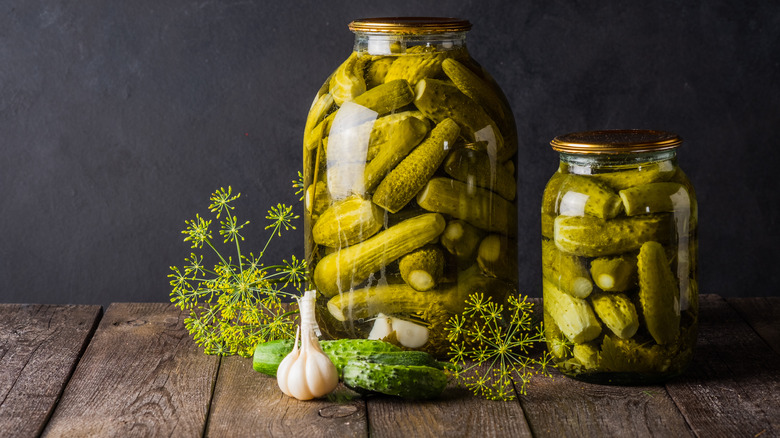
277, 290, 338, 400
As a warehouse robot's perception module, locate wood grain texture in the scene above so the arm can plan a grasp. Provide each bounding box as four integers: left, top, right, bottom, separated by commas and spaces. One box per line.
520, 370, 693, 437
665, 295, 780, 438
41, 303, 219, 438
366, 384, 533, 438
206, 355, 367, 437
726, 297, 780, 355
0, 304, 101, 438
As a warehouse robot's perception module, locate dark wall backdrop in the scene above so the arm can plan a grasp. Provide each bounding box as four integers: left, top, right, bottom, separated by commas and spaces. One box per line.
1, 1, 778, 308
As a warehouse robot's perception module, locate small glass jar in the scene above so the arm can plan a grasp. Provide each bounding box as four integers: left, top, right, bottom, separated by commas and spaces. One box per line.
541, 130, 698, 384
302, 17, 519, 356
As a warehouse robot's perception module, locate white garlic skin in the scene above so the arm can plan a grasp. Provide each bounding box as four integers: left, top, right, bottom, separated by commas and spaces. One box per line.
276, 290, 338, 400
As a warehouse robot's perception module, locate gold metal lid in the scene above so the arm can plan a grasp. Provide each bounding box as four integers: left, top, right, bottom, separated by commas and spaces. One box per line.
550, 129, 682, 154
348, 17, 472, 34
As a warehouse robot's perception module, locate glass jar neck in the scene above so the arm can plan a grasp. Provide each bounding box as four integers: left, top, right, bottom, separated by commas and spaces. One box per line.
353, 31, 468, 56
559, 149, 677, 173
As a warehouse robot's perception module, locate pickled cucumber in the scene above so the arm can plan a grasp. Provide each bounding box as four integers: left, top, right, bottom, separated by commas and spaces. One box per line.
366, 111, 430, 161
542, 278, 602, 344
541, 213, 555, 240
327, 265, 510, 321
586, 160, 676, 191
417, 177, 517, 236
440, 220, 485, 266
573, 343, 600, 369
330, 52, 367, 106
619, 182, 689, 216
541, 239, 593, 298
366, 56, 394, 88
599, 335, 671, 373
385, 51, 448, 85
413, 78, 507, 160
554, 214, 673, 257
352, 79, 415, 115
590, 254, 638, 292
591, 293, 639, 339
442, 58, 513, 144
372, 118, 461, 213
312, 196, 384, 248
303, 93, 335, 151
363, 117, 428, 193
541, 172, 565, 214
638, 241, 680, 345
313, 213, 446, 297
477, 234, 517, 281
557, 174, 624, 219
399, 245, 445, 292
443, 146, 516, 200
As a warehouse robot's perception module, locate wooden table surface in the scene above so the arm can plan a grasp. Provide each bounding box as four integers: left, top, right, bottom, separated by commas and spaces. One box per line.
1, 294, 778, 437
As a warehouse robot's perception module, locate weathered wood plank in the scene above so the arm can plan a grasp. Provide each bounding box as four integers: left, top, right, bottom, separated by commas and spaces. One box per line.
665, 295, 780, 437
366, 384, 533, 438
726, 297, 780, 356
206, 355, 367, 437
41, 303, 219, 438
0, 304, 101, 438
519, 370, 693, 437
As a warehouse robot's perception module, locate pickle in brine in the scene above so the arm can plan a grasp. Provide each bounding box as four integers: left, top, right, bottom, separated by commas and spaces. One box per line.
312, 196, 384, 248
399, 245, 445, 292
373, 118, 460, 213
587, 160, 676, 191
477, 234, 518, 282
417, 177, 517, 236
619, 182, 689, 216
352, 79, 415, 115
557, 174, 624, 219
590, 254, 638, 292
542, 278, 602, 344
443, 146, 516, 200
413, 78, 508, 161
554, 214, 673, 258
440, 220, 485, 267
591, 293, 639, 339
330, 52, 367, 106
638, 241, 680, 345
541, 239, 592, 299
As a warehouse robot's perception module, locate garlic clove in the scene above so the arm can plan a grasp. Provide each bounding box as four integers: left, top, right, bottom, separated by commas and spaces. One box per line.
368, 313, 393, 340
286, 353, 315, 400
276, 327, 300, 397
305, 350, 339, 398
390, 317, 429, 348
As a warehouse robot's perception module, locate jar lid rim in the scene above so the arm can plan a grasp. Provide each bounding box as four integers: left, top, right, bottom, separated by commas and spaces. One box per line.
550, 129, 682, 153
349, 17, 472, 34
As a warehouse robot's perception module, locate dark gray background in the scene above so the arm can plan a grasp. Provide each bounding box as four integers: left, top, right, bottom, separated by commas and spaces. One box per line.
1, 1, 778, 309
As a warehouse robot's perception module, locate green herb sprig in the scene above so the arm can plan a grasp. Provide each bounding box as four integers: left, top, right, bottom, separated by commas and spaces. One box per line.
445, 292, 553, 401
169, 186, 306, 357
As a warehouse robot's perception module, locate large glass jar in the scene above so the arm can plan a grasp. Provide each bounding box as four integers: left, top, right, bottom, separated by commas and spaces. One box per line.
302, 17, 518, 356
542, 130, 698, 384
